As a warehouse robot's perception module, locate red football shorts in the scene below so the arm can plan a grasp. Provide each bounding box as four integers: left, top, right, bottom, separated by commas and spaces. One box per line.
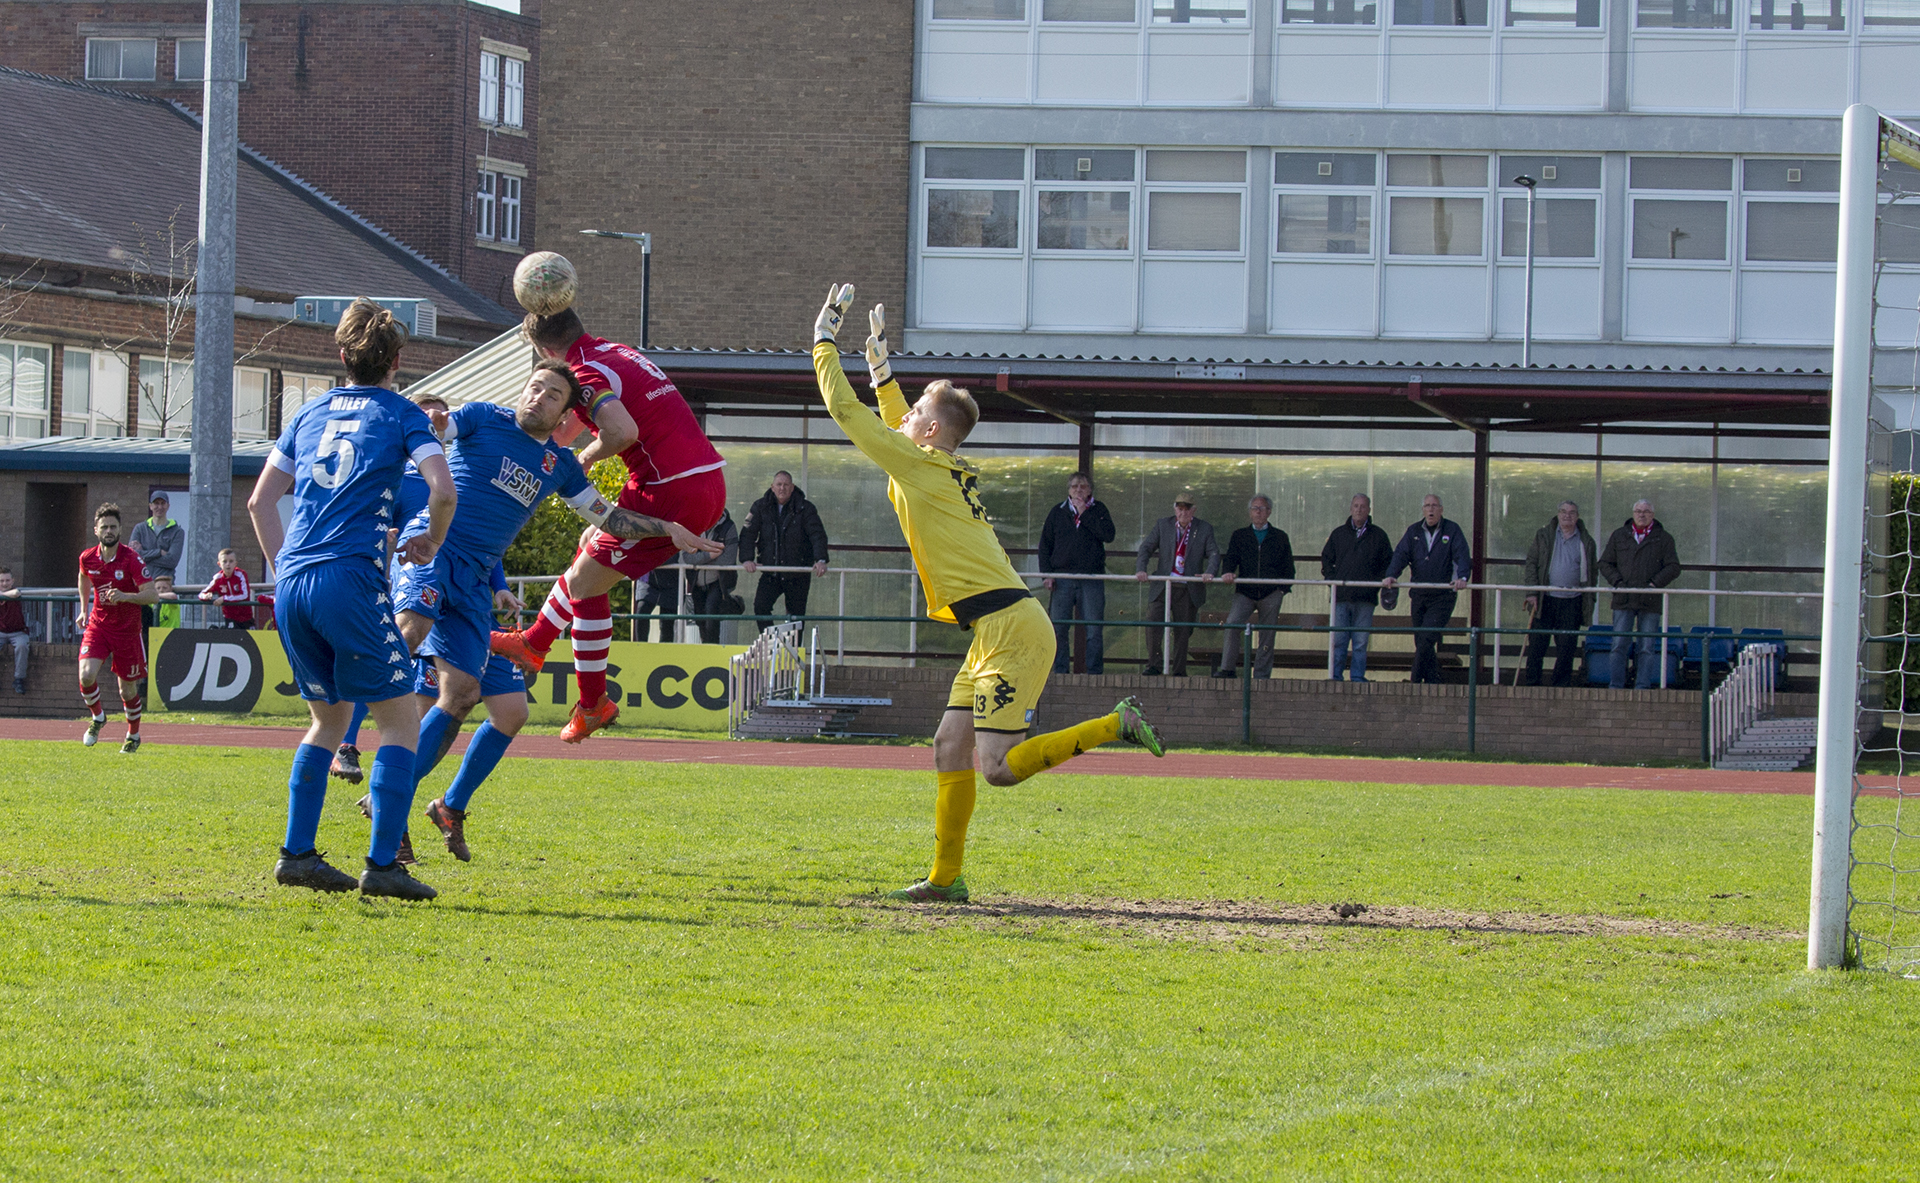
79, 624, 147, 681
581, 467, 727, 582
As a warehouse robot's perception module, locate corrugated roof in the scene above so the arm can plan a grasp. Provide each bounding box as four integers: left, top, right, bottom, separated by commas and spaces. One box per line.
0, 436, 277, 475
404, 328, 537, 406
0, 66, 513, 327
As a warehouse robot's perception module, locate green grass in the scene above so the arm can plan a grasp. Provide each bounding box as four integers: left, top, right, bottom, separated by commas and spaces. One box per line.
0, 738, 1912, 1181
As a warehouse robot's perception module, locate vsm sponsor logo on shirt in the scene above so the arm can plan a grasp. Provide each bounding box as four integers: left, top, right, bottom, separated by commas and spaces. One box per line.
492, 457, 545, 507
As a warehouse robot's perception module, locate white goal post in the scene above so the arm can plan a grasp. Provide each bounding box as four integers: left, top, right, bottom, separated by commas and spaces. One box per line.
1811, 105, 1920, 971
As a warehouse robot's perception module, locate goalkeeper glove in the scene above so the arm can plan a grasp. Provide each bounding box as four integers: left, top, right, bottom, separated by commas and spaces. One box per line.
865, 303, 892, 387
814, 283, 855, 344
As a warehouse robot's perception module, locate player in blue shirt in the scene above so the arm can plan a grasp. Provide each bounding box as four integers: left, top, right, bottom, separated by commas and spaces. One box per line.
247, 299, 454, 901
393, 358, 717, 860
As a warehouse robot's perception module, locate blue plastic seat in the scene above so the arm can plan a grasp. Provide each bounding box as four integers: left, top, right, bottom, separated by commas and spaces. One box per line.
1584, 625, 1613, 685
1685, 625, 1735, 669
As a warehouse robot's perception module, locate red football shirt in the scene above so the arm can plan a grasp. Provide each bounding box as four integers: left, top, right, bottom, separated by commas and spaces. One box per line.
203, 569, 253, 622
79, 545, 150, 631
566, 334, 725, 487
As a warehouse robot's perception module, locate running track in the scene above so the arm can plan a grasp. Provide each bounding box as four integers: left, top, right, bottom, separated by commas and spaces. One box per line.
0, 718, 1858, 796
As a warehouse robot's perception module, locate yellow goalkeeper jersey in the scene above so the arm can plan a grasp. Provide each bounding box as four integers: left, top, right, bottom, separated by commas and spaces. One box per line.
813, 342, 1027, 626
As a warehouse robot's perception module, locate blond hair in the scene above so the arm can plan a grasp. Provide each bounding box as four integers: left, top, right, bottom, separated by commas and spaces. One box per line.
922, 380, 980, 442
336, 298, 407, 385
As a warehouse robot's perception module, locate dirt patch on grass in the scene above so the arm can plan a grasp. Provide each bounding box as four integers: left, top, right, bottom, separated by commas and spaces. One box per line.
851, 895, 1800, 946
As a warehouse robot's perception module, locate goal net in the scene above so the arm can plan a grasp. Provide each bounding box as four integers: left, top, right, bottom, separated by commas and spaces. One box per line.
1816, 107, 1920, 974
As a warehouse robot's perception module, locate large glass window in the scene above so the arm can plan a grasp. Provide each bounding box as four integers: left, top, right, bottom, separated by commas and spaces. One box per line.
1501, 197, 1597, 257
1151, 0, 1249, 21
85, 38, 157, 81
475, 171, 496, 240
137, 357, 192, 438
503, 57, 525, 128
1148, 192, 1241, 250
498, 174, 522, 244
1743, 159, 1841, 192
1146, 150, 1244, 182
234, 368, 272, 440
1276, 152, 1376, 186
1389, 198, 1485, 255
0, 342, 49, 439
1037, 191, 1132, 249
1635, 0, 1734, 25
928, 190, 1021, 248
175, 39, 248, 82
1749, 0, 1844, 28
1499, 155, 1603, 190
1393, 0, 1491, 24
1880, 201, 1920, 265
1387, 154, 1488, 188
60, 349, 91, 437
1036, 149, 1136, 182
1280, 0, 1380, 21
933, 0, 1028, 15
1744, 202, 1838, 261
1632, 200, 1728, 259
1632, 156, 1733, 191
1042, 0, 1137, 18
479, 51, 500, 123
1506, 0, 1601, 24
1277, 194, 1373, 254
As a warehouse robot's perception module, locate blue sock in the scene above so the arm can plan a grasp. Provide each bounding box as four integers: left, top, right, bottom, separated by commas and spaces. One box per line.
444, 721, 513, 811
282, 743, 332, 855
342, 701, 368, 747
367, 744, 418, 867
413, 706, 460, 786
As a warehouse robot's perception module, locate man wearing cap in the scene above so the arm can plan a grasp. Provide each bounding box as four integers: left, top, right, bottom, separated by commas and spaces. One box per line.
130, 494, 184, 640
1135, 490, 1220, 677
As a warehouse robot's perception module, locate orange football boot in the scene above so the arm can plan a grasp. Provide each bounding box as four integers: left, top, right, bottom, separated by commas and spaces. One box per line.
561, 694, 619, 743
489, 628, 546, 678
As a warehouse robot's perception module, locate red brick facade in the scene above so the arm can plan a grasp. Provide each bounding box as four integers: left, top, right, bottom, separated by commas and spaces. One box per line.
540, 0, 911, 350
0, 0, 539, 306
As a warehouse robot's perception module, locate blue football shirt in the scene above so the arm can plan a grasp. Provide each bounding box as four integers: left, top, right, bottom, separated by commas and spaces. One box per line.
400, 402, 597, 574
270, 386, 443, 580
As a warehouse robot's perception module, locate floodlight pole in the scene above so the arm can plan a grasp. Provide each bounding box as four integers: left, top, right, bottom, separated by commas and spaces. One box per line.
1809, 104, 1881, 971
580, 229, 651, 350
187, 0, 240, 588
1514, 175, 1538, 369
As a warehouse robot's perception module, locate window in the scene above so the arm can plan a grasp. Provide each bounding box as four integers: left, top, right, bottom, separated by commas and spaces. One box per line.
1865, 0, 1920, 25
1387, 156, 1487, 256
1749, 0, 1843, 28
1880, 202, 1920, 264
59, 350, 125, 437
234, 367, 271, 439
479, 51, 501, 123
1635, 0, 1734, 26
502, 57, 524, 127
280, 372, 334, 426
1036, 149, 1136, 181
1633, 200, 1727, 259
1393, 0, 1491, 24
1042, 0, 1137, 19
1499, 155, 1603, 189
175, 39, 248, 82
0, 342, 50, 439
476, 171, 496, 239
1280, 0, 1379, 23
1743, 159, 1841, 192
1742, 159, 1839, 262
1151, 1, 1249, 22
1507, 0, 1600, 25
925, 148, 1024, 249
1145, 151, 1245, 252
1632, 156, 1733, 190
498, 174, 522, 244
137, 357, 192, 438
1274, 153, 1377, 255
1037, 191, 1132, 249
1501, 198, 1598, 256
85, 38, 157, 81
933, 0, 1028, 15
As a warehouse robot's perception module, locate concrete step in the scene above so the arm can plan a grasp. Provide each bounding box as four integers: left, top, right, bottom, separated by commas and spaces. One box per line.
1715, 758, 1807, 772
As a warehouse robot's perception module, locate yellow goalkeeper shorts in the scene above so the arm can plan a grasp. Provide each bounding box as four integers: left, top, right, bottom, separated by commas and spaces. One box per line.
945, 596, 1056, 734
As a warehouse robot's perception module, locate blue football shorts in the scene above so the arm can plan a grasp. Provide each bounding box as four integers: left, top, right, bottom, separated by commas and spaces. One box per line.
392, 546, 493, 682
412, 654, 526, 699
274, 560, 415, 704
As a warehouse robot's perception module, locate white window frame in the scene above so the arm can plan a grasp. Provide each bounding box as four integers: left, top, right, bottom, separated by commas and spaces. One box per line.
1143, 150, 1249, 255
1032, 147, 1139, 255
1384, 153, 1491, 260
136, 356, 193, 439
503, 57, 525, 127
233, 366, 272, 440
1496, 157, 1604, 262
921, 146, 1029, 254
498, 174, 522, 244
1039, 0, 1143, 22
0, 339, 53, 440
1628, 156, 1734, 267
476, 170, 497, 240
58, 348, 128, 438
479, 51, 501, 123
279, 371, 335, 427
1272, 150, 1382, 261
84, 37, 158, 81
175, 38, 248, 82
1150, 0, 1252, 24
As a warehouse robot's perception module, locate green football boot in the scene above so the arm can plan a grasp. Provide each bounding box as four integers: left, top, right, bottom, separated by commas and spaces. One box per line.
887, 876, 970, 904
1113, 696, 1165, 757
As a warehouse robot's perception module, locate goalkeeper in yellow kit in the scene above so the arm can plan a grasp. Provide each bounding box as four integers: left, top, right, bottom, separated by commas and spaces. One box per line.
812, 283, 1165, 903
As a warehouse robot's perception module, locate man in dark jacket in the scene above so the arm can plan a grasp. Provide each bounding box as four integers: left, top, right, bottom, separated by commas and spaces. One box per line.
1384, 494, 1471, 685
1135, 490, 1221, 676
1039, 472, 1116, 674
739, 471, 830, 633
1320, 493, 1393, 682
1596, 498, 1683, 690
683, 508, 740, 645
1519, 500, 1597, 687
1216, 495, 1295, 679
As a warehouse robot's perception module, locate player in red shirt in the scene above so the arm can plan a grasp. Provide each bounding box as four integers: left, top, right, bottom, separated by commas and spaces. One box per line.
197, 547, 255, 628
491, 307, 724, 741
76, 502, 160, 753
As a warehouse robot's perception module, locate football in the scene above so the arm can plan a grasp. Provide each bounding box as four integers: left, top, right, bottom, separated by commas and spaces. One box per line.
513, 251, 578, 316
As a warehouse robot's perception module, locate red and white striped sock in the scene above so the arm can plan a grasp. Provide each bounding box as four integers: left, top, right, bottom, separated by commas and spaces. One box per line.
80, 681, 104, 720
521, 576, 572, 653
122, 698, 142, 736
570, 593, 613, 707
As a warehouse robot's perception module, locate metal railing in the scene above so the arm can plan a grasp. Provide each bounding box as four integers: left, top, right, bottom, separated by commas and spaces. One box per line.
727, 620, 807, 739
1709, 643, 1781, 763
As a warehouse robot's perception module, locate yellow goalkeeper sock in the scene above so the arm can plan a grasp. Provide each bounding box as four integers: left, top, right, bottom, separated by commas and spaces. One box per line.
1004, 712, 1125, 784
928, 770, 976, 887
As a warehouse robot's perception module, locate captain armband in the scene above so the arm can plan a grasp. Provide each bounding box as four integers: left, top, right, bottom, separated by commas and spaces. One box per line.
567, 486, 613, 526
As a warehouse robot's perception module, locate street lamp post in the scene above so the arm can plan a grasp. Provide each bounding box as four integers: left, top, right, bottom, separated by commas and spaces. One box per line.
1513, 175, 1537, 369
579, 229, 652, 349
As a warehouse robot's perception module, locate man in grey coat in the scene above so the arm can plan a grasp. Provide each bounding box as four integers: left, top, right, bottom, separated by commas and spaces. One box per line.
1597, 499, 1683, 690
1135, 489, 1220, 677
1519, 501, 1597, 687
129, 492, 184, 582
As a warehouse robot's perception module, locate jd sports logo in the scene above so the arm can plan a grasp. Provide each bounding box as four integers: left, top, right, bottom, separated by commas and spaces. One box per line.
155, 629, 264, 712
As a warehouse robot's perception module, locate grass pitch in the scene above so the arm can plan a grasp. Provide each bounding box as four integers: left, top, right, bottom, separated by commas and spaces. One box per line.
0, 738, 1913, 1181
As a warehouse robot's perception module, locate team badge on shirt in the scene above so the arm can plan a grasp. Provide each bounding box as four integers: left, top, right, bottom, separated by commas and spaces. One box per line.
542, 452, 558, 474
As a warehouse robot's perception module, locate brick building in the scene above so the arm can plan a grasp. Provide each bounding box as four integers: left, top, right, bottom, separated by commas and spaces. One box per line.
0, 0, 540, 307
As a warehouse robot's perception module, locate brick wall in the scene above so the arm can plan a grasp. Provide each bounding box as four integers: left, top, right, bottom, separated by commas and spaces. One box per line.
540, 0, 912, 350
0, 0, 539, 300
823, 665, 1822, 765
0, 473, 264, 586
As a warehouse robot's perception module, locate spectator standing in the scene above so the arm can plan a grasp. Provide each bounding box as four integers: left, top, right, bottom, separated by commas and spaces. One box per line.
1135, 490, 1220, 676
1384, 494, 1472, 685
1215, 495, 1295, 679
1519, 501, 1597, 687
634, 567, 679, 642
197, 548, 255, 629
739, 471, 829, 633
0, 566, 28, 693
682, 508, 740, 644
1597, 499, 1683, 690
1320, 494, 1393, 682
131, 493, 183, 639
1039, 472, 1116, 675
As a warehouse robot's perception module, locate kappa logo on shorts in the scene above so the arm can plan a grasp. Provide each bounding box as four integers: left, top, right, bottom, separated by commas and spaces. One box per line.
991, 675, 1017, 712
390, 669, 409, 683
384, 631, 399, 643
542, 452, 558, 474
306, 682, 327, 696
